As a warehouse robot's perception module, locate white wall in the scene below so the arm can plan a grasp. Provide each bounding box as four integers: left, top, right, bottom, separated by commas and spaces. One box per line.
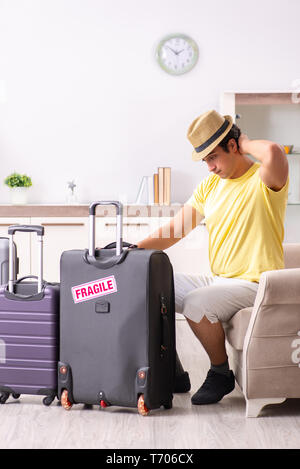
1, 0, 300, 205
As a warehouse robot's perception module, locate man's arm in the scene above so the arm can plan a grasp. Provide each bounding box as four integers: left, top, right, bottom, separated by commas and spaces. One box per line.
137, 204, 204, 250
238, 134, 289, 191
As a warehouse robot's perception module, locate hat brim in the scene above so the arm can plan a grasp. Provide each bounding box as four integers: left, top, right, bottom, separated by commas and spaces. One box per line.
192, 115, 234, 161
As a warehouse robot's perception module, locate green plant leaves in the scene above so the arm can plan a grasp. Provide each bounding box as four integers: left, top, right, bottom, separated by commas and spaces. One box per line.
4, 172, 32, 188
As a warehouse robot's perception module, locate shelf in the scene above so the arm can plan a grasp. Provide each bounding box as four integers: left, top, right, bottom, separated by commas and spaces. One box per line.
235, 92, 299, 105
222, 91, 300, 106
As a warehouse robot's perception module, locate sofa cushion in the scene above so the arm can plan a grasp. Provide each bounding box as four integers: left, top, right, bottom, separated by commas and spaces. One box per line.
224, 307, 252, 350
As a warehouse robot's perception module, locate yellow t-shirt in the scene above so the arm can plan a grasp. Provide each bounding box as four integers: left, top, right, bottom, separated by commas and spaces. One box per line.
187, 162, 289, 282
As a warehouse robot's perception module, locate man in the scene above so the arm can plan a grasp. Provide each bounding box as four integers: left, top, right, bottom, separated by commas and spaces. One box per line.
137, 110, 289, 405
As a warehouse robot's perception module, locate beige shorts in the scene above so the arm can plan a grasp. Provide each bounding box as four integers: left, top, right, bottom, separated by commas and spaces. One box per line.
174, 272, 259, 324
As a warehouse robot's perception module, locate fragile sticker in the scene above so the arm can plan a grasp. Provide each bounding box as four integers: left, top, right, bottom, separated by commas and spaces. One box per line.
71, 275, 117, 304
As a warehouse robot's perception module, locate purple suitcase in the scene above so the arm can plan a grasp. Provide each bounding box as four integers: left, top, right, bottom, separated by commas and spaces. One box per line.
0, 225, 59, 406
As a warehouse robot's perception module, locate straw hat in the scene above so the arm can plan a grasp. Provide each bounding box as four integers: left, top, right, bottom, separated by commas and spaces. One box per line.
187, 110, 233, 161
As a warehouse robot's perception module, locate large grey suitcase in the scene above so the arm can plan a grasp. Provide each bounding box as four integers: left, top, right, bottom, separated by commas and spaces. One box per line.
58, 201, 175, 415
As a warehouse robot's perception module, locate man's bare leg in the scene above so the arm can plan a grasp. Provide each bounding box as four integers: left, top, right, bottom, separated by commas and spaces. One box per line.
185, 315, 235, 404
186, 315, 227, 365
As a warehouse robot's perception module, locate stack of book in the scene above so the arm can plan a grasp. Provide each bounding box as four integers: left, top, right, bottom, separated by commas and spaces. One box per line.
135, 167, 171, 205
151, 167, 171, 205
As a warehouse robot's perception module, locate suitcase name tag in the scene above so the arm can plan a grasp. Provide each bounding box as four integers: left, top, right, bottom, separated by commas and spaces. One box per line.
71, 275, 117, 304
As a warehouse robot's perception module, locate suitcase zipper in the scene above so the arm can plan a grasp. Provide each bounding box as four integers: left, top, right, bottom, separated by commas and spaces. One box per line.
160, 295, 169, 358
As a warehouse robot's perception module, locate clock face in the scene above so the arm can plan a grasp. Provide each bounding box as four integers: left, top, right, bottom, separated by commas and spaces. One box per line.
156, 34, 199, 75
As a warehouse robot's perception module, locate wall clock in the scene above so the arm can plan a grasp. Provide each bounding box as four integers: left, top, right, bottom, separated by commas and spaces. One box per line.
156, 33, 199, 76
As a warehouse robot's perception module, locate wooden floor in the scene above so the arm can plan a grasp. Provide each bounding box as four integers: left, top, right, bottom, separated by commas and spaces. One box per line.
1, 320, 300, 449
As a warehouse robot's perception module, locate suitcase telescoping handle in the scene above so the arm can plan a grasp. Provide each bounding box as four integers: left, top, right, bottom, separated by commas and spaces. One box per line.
89, 201, 123, 256
8, 225, 44, 294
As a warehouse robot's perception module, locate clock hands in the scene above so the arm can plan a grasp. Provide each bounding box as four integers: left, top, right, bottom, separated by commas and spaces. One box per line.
166, 45, 178, 55
166, 46, 186, 56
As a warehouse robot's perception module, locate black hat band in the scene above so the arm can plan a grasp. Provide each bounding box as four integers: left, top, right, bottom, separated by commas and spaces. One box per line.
194, 119, 230, 153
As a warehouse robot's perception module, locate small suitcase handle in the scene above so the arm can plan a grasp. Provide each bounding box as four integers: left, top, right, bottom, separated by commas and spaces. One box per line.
89, 201, 123, 217
8, 224, 44, 294
89, 201, 123, 257
5, 275, 46, 300
8, 225, 44, 236
104, 241, 137, 250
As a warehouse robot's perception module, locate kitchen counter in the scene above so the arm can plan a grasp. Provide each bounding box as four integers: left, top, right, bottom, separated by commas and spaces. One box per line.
0, 204, 184, 217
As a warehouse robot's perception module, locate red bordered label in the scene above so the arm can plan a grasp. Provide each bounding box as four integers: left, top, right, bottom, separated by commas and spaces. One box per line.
71, 275, 117, 304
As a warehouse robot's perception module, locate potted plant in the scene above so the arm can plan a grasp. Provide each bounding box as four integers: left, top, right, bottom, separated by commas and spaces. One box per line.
4, 172, 32, 205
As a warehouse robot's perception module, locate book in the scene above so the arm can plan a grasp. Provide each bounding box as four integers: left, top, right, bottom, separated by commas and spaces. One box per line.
158, 167, 164, 205
135, 168, 171, 206
154, 173, 159, 204
163, 167, 171, 206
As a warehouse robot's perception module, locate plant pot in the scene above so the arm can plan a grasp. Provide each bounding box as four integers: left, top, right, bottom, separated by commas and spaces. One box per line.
10, 187, 29, 205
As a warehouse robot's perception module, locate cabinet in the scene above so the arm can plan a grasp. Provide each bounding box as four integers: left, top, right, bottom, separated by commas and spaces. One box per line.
0, 214, 210, 283
95, 216, 159, 248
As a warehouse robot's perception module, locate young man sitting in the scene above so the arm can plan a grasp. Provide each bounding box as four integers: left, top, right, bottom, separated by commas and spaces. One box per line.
138, 110, 289, 405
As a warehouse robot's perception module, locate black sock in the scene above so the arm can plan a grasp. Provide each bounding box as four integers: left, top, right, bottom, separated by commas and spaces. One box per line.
210, 359, 230, 377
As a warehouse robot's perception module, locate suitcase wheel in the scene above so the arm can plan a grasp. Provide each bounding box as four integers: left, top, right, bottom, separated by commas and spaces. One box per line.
137, 394, 150, 417
0, 392, 10, 404
43, 395, 55, 406
61, 389, 73, 410
12, 393, 20, 400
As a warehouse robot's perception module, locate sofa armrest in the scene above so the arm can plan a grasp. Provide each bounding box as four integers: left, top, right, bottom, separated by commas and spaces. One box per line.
247, 268, 300, 338
257, 268, 300, 306
243, 267, 300, 400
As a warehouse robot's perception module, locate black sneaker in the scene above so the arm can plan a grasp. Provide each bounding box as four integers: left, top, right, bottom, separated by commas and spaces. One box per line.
191, 369, 235, 405
173, 371, 191, 393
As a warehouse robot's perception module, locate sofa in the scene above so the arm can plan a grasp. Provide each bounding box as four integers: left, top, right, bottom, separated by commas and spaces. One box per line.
225, 243, 300, 417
